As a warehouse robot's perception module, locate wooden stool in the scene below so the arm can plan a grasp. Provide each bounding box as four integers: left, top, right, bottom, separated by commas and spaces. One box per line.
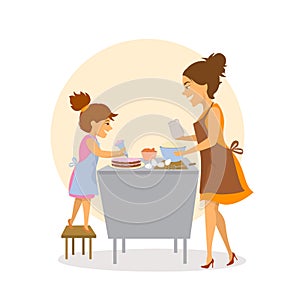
61, 226, 96, 259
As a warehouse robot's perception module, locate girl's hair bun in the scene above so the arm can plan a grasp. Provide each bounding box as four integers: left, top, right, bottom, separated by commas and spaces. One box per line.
205, 53, 226, 77
70, 92, 91, 111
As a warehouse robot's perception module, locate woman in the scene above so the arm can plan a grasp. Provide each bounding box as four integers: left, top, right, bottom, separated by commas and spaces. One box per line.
175, 53, 252, 268
68, 92, 125, 231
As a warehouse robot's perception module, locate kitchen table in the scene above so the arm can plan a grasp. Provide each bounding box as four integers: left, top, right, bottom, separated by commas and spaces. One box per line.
97, 157, 199, 264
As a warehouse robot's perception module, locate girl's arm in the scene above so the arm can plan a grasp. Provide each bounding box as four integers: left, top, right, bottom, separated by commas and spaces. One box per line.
176, 135, 197, 141
175, 106, 221, 156
86, 138, 124, 158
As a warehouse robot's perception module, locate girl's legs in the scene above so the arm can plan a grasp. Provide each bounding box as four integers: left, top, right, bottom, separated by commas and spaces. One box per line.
69, 198, 82, 226
216, 208, 233, 259
204, 200, 218, 264
82, 199, 91, 231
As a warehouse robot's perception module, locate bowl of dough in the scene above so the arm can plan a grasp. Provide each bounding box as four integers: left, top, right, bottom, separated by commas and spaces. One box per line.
160, 145, 186, 162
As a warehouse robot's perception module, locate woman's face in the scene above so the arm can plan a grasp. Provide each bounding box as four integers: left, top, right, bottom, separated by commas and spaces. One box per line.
182, 75, 207, 107
94, 118, 113, 138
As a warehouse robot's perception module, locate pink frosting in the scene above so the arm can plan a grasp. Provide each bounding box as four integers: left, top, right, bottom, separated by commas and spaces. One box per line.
112, 158, 140, 163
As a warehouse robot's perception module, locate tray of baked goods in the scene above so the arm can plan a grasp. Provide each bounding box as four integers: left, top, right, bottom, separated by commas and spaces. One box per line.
154, 160, 187, 170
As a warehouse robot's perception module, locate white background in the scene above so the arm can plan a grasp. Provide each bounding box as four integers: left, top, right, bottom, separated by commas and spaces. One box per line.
1, 0, 299, 299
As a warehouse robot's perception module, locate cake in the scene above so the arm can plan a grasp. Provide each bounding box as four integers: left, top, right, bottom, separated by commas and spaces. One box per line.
111, 158, 142, 168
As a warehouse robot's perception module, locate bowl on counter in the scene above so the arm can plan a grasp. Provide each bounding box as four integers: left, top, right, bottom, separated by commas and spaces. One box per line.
160, 146, 186, 162
141, 148, 157, 161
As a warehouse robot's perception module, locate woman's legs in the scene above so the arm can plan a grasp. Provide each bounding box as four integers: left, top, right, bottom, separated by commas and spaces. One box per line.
204, 200, 218, 264
69, 198, 82, 226
216, 208, 233, 259
82, 199, 91, 231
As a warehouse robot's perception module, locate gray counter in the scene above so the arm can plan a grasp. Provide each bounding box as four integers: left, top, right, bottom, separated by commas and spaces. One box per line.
97, 157, 199, 263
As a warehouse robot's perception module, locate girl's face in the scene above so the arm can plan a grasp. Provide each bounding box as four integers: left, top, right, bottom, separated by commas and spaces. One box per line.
91, 118, 112, 138
182, 75, 207, 107
98, 118, 112, 138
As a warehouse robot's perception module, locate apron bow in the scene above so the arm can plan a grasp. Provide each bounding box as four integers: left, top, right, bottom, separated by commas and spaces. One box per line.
230, 140, 243, 154
69, 157, 78, 167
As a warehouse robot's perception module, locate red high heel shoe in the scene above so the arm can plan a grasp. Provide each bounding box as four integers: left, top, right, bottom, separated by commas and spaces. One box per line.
227, 252, 238, 266
201, 258, 214, 269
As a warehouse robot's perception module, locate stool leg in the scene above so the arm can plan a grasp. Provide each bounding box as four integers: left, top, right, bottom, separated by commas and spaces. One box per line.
65, 238, 68, 260
82, 238, 85, 255
89, 238, 92, 259
72, 238, 75, 255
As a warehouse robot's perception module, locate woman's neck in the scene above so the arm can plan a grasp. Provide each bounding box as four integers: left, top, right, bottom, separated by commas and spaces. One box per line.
202, 97, 213, 111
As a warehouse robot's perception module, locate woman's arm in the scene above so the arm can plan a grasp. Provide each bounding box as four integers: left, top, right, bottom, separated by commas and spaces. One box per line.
176, 135, 197, 141
86, 138, 124, 158
175, 107, 221, 156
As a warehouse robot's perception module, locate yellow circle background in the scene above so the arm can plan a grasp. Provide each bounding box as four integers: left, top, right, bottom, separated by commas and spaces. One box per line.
51, 39, 244, 220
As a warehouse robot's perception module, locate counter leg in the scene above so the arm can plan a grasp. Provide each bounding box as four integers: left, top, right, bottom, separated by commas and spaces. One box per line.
174, 239, 178, 253
122, 239, 126, 253
183, 239, 187, 264
113, 239, 117, 264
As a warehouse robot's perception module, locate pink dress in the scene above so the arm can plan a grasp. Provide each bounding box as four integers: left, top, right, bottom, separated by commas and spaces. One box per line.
68, 135, 100, 199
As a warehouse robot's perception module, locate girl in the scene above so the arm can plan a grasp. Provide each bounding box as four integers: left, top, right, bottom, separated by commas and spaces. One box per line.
175, 54, 252, 268
68, 92, 125, 231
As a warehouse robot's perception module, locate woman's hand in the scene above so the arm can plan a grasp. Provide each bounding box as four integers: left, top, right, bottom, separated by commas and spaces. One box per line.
176, 135, 197, 141
175, 136, 185, 140
174, 150, 184, 157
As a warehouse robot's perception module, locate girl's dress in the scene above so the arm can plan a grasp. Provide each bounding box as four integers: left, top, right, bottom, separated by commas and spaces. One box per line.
69, 134, 99, 199
193, 102, 252, 204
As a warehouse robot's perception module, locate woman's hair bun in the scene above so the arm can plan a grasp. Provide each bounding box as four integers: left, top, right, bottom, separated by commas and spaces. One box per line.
204, 53, 226, 77
70, 92, 91, 111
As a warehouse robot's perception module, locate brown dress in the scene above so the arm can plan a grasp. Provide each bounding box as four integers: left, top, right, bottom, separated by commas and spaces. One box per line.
193, 103, 252, 204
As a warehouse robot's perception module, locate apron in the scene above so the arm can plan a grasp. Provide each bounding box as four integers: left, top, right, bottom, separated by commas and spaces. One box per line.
193, 103, 251, 203
69, 135, 99, 199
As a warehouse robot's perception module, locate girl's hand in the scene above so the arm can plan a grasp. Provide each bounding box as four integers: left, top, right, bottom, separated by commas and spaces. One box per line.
174, 151, 184, 157
112, 148, 126, 157
119, 147, 126, 156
